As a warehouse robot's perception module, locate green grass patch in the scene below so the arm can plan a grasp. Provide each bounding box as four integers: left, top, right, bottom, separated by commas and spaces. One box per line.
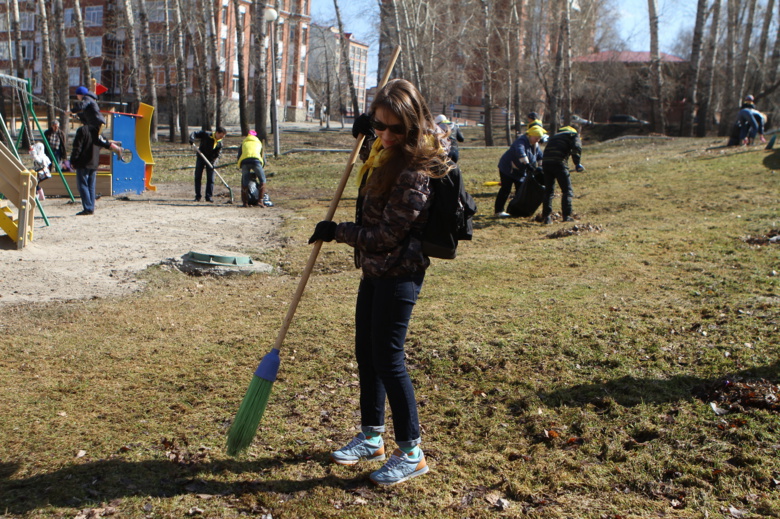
1, 135, 779, 517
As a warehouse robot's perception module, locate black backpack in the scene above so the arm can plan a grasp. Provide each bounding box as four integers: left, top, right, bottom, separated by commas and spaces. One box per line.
416, 165, 477, 259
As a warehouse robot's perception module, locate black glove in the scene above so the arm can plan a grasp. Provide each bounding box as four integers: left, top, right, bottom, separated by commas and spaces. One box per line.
189, 140, 194, 146
308, 220, 337, 244
352, 113, 375, 139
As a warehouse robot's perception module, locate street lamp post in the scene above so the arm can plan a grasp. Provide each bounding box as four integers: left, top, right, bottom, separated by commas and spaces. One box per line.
264, 8, 280, 157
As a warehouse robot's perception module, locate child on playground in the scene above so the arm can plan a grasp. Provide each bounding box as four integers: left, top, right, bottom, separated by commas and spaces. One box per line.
30, 142, 52, 201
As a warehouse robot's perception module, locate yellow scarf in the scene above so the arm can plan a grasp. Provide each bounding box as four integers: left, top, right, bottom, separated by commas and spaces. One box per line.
355, 135, 442, 188
356, 138, 393, 188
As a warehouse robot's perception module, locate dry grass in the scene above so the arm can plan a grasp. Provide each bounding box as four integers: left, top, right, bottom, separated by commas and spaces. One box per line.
1, 131, 779, 518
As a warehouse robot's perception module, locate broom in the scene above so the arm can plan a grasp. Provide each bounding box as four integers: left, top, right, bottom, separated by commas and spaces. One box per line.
226, 46, 402, 457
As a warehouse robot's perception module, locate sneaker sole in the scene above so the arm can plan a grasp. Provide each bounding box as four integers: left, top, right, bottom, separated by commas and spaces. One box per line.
370, 464, 429, 486
330, 453, 386, 466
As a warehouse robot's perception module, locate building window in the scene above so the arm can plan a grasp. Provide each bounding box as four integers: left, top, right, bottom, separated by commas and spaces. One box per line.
221, 6, 227, 25
68, 67, 80, 87
84, 6, 103, 27
64, 8, 74, 28
150, 33, 165, 54
86, 37, 102, 57
232, 75, 239, 94
148, 1, 166, 23
0, 42, 10, 61
19, 11, 34, 31
20, 40, 33, 61
91, 66, 101, 85
65, 38, 78, 58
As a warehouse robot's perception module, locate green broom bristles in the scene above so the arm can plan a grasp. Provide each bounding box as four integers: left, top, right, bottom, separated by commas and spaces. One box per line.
226, 376, 274, 456
226, 348, 280, 457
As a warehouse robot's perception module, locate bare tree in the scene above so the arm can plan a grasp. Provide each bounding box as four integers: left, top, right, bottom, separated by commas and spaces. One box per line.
333, 0, 360, 117
51, 0, 69, 115
253, 4, 270, 142
137, 0, 158, 141
189, 4, 212, 130
478, 0, 495, 145
232, 0, 249, 135
718, 0, 737, 136
735, 0, 758, 102
754, 0, 776, 90
38, 1, 56, 125
120, 0, 143, 113
681, 0, 708, 136
202, 0, 223, 128
697, 0, 722, 137
72, 0, 92, 85
10, 0, 30, 147
173, 0, 189, 142
163, 0, 176, 142
647, 0, 665, 133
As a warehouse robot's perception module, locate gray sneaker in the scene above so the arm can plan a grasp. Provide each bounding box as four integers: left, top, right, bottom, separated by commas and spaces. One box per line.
369, 448, 429, 486
330, 433, 385, 466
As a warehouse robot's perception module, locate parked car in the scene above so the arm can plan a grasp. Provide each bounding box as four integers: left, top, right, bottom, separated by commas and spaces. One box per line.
609, 114, 649, 125
572, 114, 592, 126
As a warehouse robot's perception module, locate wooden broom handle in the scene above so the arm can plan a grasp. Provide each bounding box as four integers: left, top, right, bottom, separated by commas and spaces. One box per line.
272, 46, 402, 351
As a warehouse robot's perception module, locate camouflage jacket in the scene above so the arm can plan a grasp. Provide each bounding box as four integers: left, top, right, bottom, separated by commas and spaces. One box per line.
335, 166, 431, 278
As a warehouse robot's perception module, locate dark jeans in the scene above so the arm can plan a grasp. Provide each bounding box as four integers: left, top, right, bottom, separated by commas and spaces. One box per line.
194, 157, 215, 200
354, 274, 424, 449
494, 171, 523, 214
542, 162, 573, 218
76, 168, 97, 212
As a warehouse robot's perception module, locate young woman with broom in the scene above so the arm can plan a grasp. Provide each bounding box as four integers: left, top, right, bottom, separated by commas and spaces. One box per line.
308, 79, 452, 486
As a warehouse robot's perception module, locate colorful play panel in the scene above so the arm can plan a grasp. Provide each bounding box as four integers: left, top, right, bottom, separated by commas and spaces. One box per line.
0, 140, 37, 249
46, 102, 156, 197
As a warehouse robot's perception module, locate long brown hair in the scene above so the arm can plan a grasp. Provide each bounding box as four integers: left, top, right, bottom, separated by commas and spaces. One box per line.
365, 79, 452, 197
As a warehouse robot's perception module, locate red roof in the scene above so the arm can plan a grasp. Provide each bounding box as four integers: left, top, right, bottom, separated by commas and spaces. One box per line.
574, 51, 686, 63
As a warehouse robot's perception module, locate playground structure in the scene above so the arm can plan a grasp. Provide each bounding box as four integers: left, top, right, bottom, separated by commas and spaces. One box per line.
0, 140, 37, 249
0, 74, 155, 249
44, 102, 157, 198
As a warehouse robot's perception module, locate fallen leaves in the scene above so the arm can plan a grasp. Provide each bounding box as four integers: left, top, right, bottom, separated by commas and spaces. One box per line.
547, 223, 604, 239
705, 378, 780, 413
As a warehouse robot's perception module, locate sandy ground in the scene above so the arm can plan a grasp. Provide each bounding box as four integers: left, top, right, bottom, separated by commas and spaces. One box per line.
0, 183, 282, 307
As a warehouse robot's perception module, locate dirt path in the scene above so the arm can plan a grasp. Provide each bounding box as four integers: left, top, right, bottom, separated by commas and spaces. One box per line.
0, 183, 282, 307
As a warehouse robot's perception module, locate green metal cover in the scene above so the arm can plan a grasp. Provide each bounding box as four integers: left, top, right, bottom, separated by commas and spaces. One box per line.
185, 251, 254, 266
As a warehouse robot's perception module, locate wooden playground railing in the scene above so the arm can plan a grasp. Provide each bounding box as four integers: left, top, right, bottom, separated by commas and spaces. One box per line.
0, 140, 37, 249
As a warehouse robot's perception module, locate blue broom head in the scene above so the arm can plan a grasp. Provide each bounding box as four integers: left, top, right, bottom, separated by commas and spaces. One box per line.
254, 348, 280, 382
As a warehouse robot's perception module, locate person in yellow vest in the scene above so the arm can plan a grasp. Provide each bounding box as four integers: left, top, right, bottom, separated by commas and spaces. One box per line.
237, 130, 271, 207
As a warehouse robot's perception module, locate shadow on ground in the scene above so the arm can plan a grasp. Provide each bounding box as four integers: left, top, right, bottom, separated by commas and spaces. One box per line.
0, 452, 371, 515
536, 361, 779, 408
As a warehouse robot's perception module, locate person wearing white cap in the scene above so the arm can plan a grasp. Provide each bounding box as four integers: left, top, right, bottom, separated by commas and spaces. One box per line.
435, 114, 464, 163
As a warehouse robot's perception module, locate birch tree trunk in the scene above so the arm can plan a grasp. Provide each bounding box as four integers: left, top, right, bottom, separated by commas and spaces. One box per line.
718, 0, 737, 136
334, 0, 360, 117
38, 1, 56, 125
137, 0, 158, 141
562, 0, 572, 127
72, 0, 92, 85
190, 4, 212, 130
681, 0, 707, 137
203, 0, 223, 128
11, 0, 30, 148
253, 4, 269, 141
697, 0, 721, 137
648, 0, 665, 133
232, 0, 248, 135
163, 0, 176, 142
549, 1, 565, 133
769, 1, 780, 86
173, 0, 189, 142
479, 0, 494, 146
52, 0, 69, 115
754, 0, 776, 90
120, 0, 143, 113
735, 0, 758, 101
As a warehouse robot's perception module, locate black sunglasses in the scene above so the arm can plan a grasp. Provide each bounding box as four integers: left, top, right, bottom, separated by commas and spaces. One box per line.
371, 117, 405, 135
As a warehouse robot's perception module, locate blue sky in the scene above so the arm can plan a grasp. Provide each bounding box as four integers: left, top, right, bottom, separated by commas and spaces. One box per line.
309, 0, 694, 87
